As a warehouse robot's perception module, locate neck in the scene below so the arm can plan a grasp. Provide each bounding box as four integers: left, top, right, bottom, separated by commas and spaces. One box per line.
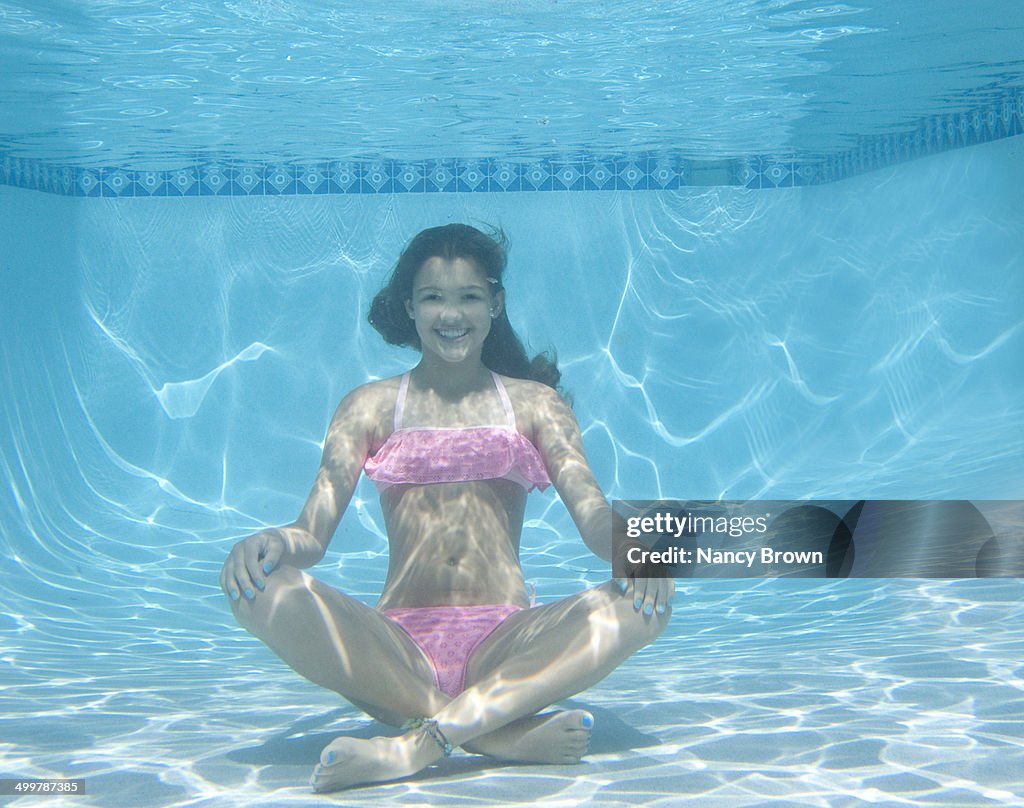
412, 353, 492, 395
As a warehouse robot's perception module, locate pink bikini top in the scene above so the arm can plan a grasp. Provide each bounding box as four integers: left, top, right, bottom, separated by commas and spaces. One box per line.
364, 372, 551, 492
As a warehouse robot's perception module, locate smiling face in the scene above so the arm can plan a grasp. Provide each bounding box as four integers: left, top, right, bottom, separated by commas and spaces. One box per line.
405, 256, 504, 365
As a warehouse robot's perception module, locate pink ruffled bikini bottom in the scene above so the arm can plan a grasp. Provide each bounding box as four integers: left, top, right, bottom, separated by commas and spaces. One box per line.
382, 604, 522, 697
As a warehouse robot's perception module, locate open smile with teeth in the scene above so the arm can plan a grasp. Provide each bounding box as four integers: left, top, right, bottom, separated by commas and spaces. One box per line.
437, 328, 469, 340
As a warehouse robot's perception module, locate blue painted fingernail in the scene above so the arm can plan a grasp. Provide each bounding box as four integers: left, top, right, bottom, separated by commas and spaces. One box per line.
263, 561, 273, 574
615, 579, 627, 593
644, 603, 653, 616
229, 590, 239, 601
255, 579, 265, 590
244, 588, 254, 599
326, 751, 334, 764
656, 603, 666, 615
582, 714, 594, 728
634, 598, 642, 610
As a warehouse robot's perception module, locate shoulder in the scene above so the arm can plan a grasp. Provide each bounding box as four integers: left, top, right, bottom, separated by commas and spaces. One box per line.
498, 375, 575, 438
326, 376, 404, 444
341, 376, 402, 408
500, 375, 566, 408
329, 377, 387, 416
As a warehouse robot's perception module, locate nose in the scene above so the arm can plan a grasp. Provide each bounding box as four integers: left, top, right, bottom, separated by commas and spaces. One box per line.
437, 300, 464, 321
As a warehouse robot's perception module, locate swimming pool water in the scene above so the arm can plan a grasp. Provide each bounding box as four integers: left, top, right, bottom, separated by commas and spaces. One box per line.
1, 2, 1023, 805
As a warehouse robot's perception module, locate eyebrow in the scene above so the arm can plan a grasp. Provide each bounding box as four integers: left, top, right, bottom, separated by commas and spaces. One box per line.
414, 283, 488, 292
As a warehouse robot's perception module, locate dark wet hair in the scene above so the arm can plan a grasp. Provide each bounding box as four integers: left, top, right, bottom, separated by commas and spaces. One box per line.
368, 223, 563, 392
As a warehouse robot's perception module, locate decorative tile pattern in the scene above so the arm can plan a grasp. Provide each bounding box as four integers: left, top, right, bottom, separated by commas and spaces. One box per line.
2, 92, 1021, 197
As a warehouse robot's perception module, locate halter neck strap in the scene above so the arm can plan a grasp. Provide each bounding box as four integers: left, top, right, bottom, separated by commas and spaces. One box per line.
393, 371, 515, 430
394, 372, 411, 431
490, 371, 517, 428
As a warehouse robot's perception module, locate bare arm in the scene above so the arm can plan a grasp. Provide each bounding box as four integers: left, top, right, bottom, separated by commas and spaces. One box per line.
220, 383, 380, 599
289, 385, 379, 562
531, 382, 674, 615
530, 385, 615, 562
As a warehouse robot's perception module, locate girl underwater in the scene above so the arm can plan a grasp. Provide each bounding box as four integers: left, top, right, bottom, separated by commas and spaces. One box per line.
220, 223, 673, 791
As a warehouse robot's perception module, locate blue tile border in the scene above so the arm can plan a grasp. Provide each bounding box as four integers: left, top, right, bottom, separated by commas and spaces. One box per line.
2, 91, 1021, 197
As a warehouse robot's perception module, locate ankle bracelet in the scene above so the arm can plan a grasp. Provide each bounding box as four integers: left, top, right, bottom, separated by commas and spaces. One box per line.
402, 717, 452, 757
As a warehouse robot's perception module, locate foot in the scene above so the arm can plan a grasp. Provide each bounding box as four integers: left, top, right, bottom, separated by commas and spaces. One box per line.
463, 709, 593, 764
310, 729, 440, 793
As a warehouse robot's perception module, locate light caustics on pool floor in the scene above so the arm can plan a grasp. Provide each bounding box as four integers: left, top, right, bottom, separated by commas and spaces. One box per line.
1, 580, 1022, 806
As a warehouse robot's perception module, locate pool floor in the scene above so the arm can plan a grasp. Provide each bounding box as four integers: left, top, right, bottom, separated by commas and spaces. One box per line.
3, 579, 1023, 806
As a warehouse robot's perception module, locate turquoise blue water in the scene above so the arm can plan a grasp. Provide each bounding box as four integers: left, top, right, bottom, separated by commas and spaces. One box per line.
2, 2, 1024, 805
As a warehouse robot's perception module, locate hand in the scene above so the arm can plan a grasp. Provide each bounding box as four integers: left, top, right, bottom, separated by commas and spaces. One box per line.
616, 576, 675, 618
612, 538, 674, 616
220, 529, 290, 602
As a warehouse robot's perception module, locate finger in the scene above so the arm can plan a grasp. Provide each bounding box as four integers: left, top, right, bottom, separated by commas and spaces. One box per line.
259, 539, 283, 577
237, 540, 263, 600
223, 566, 244, 602
220, 549, 244, 602
640, 578, 660, 617
229, 550, 253, 601
631, 576, 650, 613
655, 579, 674, 616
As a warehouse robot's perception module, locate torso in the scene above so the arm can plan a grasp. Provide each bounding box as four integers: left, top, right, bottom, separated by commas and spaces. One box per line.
366, 373, 543, 611
375, 479, 530, 609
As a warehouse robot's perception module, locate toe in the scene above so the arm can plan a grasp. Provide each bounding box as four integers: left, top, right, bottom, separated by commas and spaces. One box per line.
563, 709, 594, 732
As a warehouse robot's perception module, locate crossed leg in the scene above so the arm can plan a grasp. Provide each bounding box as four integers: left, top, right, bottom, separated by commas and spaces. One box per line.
230, 566, 593, 750
230, 567, 671, 791
230, 565, 448, 726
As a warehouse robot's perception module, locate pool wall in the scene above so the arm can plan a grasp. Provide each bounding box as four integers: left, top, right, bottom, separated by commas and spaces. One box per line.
0, 135, 1022, 804
2, 133, 1021, 610
3, 91, 1022, 197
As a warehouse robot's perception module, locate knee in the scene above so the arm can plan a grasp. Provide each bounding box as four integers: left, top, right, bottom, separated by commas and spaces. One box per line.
229, 564, 306, 629
610, 590, 672, 650
632, 603, 671, 649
